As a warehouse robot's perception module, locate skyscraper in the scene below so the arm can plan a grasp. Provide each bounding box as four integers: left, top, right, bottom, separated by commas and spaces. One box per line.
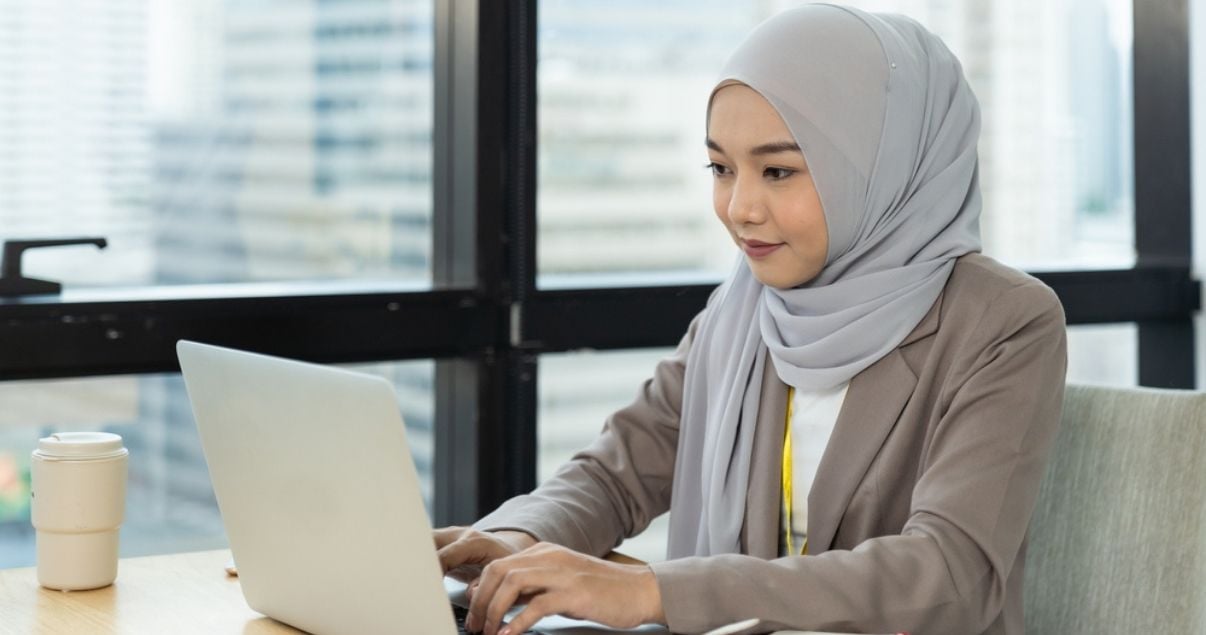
146, 0, 438, 516
0, 0, 152, 285
152, 0, 433, 285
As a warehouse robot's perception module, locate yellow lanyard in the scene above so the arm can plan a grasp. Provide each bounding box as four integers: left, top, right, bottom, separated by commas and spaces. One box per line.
781, 387, 807, 556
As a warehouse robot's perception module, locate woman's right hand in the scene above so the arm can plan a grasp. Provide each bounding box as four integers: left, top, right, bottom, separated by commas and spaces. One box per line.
434, 526, 538, 583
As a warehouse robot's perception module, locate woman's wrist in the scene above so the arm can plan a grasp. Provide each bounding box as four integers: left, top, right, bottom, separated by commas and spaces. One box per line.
641, 565, 666, 625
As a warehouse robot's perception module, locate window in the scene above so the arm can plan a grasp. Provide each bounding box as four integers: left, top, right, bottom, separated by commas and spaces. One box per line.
0, 360, 432, 569
0, 0, 434, 288
538, 349, 675, 563
1067, 324, 1138, 387
536, 0, 1135, 281
0, 1, 1195, 554
1188, 0, 1206, 389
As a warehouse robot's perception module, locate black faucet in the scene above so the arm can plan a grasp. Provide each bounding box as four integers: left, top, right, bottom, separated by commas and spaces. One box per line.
0, 238, 108, 297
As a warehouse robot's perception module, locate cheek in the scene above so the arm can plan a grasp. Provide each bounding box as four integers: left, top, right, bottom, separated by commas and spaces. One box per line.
799, 182, 829, 258
783, 201, 829, 261
712, 184, 732, 227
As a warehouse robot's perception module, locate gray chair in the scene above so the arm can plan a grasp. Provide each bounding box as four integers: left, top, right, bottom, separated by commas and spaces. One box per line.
1024, 384, 1206, 634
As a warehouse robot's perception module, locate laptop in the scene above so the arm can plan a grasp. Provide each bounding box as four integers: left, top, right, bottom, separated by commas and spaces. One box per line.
177, 340, 668, 635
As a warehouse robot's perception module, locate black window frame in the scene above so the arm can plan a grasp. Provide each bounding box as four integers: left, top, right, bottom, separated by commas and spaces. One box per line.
0, 0, 1196, 525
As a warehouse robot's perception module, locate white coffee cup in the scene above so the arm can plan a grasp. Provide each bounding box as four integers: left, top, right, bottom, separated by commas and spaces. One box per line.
30, 432, 128, 591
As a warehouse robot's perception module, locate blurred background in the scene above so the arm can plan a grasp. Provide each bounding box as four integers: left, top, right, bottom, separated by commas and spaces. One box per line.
0, 0, 1187, 566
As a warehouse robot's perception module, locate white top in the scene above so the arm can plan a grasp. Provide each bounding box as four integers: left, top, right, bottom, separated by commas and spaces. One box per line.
785, 382, 849, 555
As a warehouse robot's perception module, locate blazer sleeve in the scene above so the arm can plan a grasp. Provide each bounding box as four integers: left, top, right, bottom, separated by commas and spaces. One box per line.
650, 282, 1068, 635
472, 300, 709, 557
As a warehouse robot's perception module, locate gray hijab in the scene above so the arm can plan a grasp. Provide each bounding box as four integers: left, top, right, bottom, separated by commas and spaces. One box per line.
667, 4, 982, 558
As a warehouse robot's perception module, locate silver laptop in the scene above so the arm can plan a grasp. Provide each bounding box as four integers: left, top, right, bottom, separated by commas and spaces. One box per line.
177, 340, 668, 635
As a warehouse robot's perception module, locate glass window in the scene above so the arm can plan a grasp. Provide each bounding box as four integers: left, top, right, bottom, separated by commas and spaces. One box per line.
539, 348, 674, 563
538, 324, 1135, 562
0, 360, 433, 569
0, 0, 433, 289
536, 0, 1134, 282
1190, 0, 1206, 390
1066, 323, 1137, 387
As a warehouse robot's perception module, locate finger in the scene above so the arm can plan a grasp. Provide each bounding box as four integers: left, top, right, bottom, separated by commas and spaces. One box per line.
440, 534, 510, 576
439, 534, 497, 570
432, 525, 466, 548
467, 554, 540, 633
437, 538, 476, 573
500, 595, 555, 635
484, 568, 543, 635
448, 564, 483, 584
466, 558, 511, 632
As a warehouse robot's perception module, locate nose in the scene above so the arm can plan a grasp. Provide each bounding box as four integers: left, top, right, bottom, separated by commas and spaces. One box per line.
726, 175, 767, 226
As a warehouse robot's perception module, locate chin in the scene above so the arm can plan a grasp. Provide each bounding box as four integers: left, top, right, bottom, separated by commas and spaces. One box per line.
749, 269, 796, 290
749, 264, 820, 290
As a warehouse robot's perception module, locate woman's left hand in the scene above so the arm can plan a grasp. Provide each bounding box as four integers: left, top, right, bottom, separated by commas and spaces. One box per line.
463, 542, 665, 635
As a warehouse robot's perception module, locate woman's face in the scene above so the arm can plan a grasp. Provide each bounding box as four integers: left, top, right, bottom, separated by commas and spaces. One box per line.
707, 84, 828, 289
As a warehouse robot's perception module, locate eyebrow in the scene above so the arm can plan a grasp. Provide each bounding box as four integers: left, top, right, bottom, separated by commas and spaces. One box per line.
706, 138, 801, 156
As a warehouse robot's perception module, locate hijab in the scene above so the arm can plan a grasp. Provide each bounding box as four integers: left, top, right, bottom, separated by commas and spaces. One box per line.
667, 4, 983, 558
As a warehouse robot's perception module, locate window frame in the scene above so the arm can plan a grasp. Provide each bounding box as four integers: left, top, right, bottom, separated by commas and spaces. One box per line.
0, 0, 1195, 525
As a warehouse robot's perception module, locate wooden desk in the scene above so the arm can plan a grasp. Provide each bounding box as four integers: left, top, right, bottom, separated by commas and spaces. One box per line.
0, 550, 877, 635
0, 550, 297, 634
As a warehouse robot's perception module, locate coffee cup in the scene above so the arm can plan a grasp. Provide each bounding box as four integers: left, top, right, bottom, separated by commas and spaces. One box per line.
30, 432, 128, 591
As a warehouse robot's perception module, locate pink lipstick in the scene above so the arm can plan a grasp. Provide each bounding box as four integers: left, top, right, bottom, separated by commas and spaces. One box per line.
741, 238, 783, 259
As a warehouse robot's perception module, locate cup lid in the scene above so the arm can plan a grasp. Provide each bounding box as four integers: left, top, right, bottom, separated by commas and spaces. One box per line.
36, 432, 126, 458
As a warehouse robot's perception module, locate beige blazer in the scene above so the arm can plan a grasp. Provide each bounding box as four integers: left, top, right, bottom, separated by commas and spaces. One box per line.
477, 254, 1068, 635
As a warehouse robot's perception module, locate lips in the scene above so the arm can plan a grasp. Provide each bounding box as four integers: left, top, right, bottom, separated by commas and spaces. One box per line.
741, 238, 784, 259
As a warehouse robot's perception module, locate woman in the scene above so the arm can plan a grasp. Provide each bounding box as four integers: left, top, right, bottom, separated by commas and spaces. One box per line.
435, 5, 1067, 634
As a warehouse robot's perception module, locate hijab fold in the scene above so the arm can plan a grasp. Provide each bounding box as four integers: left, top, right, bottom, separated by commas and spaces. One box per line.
667, 4, 982, 559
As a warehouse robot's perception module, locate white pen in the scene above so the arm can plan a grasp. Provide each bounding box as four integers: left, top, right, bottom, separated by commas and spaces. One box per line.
702, 618, 761, 635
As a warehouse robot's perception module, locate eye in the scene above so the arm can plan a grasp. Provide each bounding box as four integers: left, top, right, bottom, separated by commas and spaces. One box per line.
764, 167, 796, 180
705, 162, 731, 177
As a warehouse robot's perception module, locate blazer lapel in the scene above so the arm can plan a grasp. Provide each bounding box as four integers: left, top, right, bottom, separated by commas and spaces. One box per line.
742, 355, 789, 559
805, 295, 942, 554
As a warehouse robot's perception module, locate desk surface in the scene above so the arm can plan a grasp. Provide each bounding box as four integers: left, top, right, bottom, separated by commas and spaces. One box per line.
0, 550, 870, 635
0, 549, 298, 634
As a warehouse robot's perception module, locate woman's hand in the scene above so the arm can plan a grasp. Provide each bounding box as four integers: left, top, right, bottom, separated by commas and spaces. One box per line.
464, 542, 664, 635
434, 526, 537, 583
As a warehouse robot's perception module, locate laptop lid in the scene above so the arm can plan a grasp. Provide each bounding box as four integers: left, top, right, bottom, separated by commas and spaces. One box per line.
177, 340, 456, 635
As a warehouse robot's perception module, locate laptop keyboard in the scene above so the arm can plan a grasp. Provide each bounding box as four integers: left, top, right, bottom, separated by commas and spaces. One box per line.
452, 604, 536, 634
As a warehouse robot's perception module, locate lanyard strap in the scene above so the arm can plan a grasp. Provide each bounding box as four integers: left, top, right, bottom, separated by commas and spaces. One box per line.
781, 386, 807, 556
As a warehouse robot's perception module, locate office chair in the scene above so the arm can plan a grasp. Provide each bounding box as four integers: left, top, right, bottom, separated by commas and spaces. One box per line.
1024, 383, 1206, 633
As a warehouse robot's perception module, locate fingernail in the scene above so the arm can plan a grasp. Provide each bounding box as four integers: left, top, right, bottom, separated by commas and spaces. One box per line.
499, 628, 511, 635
